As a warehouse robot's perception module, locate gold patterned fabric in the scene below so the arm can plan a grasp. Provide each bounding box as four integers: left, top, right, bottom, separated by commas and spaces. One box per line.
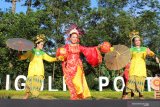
25, 76, 43, 97
126, 76, 145, 94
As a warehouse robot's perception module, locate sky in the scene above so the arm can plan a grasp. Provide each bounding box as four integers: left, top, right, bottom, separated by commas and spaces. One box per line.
0, 0, 98, 13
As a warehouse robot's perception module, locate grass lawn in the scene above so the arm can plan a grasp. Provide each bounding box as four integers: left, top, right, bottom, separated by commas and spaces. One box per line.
0, 90, 155, 100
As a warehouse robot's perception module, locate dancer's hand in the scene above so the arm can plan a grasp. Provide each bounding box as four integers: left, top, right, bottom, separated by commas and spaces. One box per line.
155, 56, 159, 64
147, 48, 151, 55
155, 56, 160, 70
57, 56, 64, 61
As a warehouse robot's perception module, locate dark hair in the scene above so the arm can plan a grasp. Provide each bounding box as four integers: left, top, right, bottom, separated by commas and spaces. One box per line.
132, 37, 136, 43
35, 41, 44, 47
132, 36, 141, 45
69, 32, 79, 38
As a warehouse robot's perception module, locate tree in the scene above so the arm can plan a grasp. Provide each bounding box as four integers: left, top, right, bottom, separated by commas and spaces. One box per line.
1, 0, 160, 90
0, 10, 56, 89
96, 0, 160, 79
23, 0, 45, 14
4, 0, 21, 14
11, 0, 17, 13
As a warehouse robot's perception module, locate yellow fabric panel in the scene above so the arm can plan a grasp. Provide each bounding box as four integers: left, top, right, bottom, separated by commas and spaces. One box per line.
20, 49, 57, 77
129, 47, 155, 77
72, 66, 91, 98
129, 50, 147, 77
28, 55, 44, 77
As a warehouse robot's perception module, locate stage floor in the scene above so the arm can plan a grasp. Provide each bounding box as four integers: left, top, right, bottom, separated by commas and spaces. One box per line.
0, 99, 159, 107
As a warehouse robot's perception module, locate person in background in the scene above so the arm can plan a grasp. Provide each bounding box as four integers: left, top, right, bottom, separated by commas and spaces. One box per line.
121, 63, 134, 99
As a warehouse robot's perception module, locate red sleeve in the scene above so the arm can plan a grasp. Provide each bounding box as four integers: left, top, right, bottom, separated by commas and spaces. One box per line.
80, 45, 102, 67
123, 63, 130, 84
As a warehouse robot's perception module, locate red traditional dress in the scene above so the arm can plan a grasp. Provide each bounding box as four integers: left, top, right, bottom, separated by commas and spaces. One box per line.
61, 44, 102, 100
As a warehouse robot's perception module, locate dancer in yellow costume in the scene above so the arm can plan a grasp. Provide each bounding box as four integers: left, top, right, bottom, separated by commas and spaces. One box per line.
124, 31, 159, 99
19, 34, 63, 99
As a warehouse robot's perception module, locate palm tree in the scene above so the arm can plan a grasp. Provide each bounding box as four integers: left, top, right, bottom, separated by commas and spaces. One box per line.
24, 0, 41, 14
5, 0, 20, 14
11, 0, 17, 13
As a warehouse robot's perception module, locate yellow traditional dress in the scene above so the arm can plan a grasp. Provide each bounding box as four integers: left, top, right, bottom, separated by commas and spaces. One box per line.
127, 47, 154, 94
19, 48, 57, 97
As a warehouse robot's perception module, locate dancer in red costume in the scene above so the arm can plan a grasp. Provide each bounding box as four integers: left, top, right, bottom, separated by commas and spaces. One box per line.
57, 24, 111, 100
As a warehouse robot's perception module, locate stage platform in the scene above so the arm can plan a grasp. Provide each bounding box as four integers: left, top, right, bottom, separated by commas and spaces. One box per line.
0, 99, 159, 107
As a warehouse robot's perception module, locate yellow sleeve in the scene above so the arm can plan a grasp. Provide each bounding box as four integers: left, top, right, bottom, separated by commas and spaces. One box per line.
148, 51, 155, 57
43, 53, 57, 62
19, 51, 32, 60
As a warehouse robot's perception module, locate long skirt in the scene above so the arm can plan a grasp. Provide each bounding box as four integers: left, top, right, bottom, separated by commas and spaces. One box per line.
126, 75, 145, 95
25, 76, 43, 97
65, 66, 91, 100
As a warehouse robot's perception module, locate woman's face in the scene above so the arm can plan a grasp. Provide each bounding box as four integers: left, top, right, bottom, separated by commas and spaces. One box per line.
134, 37, 141, 46
70, 33, 79, 44
36, 42, 44, 50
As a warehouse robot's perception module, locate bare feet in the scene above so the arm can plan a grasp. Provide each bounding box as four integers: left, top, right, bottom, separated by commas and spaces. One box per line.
23, 93, 29, 99
139, 95, 144, 99
122, 95, 128, 99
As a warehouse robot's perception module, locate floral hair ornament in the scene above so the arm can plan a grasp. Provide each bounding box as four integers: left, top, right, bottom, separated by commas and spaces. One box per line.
66, 24, 84, 37
34, 34, 46, 44
65, 24, 84, 43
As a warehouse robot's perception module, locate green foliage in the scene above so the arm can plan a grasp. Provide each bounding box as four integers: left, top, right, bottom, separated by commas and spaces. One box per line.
0, 0, 160, 90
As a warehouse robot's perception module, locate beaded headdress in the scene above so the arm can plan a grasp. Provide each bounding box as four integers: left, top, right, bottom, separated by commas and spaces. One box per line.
34, 34, 46, 44
129, 30, 140, 47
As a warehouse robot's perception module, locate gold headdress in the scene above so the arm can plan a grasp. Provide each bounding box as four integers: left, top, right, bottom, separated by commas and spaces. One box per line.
129, 30, 140, 47
34, 34, 46, 44
129, 30, 140, 40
